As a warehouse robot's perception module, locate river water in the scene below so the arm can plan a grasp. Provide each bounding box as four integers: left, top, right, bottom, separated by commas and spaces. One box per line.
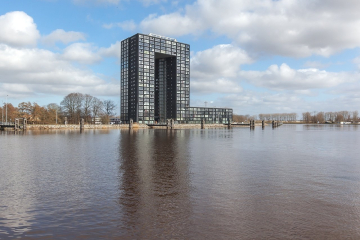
1, 124, 360, 239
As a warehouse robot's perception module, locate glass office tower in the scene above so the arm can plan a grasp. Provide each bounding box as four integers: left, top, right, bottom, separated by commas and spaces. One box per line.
121, 33, 232, 124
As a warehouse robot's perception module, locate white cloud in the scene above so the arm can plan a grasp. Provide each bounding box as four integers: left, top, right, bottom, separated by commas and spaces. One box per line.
239, 63, 356, 91
191, 78, 243, 94
353, 57, 360, 70
140, 0, 360, 57
42, 29, 86, 45
141, 13, 203, 37
0, 11, 40, 47
303, 61, 329, 69
103, 20, 136, 31
60, 41, 121, 64
213, 91, 304, 116
190, 44, 252, 94
98, 41, 121, 58
0, 11, 121, 101
192, 44, 253, 78
0, 44, 119, 98
62, 43, 102, 64
0, 44, 102, 85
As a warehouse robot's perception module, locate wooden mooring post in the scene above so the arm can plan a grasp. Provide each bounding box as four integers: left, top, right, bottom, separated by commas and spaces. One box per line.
201, 119, 205, 129
262, 120, 265, 129
250, 120, 255, 129
80, 118, 84, 132
272, 121, 283, 128
227, 118, 232, 129
167, 119, 174, 129
15, 118, 20, 130
129, 118, 133, 129
23, 118, 27, 130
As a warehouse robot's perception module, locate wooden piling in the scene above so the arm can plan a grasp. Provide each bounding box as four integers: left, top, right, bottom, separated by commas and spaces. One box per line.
262, 120, 265, 128
23, 118, 27, 130
129, 118, 133, 129
80, 118, 84, 131
201, 119, 205, 129
249, 119, 255, 129
15, 118, 19, 130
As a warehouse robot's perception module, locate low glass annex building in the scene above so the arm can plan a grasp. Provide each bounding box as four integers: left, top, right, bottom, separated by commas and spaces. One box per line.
121, 33, 232, 124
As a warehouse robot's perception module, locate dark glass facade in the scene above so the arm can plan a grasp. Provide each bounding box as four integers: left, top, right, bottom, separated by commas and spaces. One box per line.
186, 107, 232, 124
121, 33, 232, 124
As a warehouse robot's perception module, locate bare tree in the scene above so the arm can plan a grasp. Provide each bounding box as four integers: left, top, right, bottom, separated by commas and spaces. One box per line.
102, 100, 116, 124
103, 100, 116, 116
302, 112, 312, 123
47, 103, 61, 124
340, 111, 350, 121
61, 93, 84, 123
353, 111, 359, 122
335, 112, 344, 123
315, 112, 325, 123
83, 94, 94, 123
259, 113, 297, 122
91, 97, 103, 123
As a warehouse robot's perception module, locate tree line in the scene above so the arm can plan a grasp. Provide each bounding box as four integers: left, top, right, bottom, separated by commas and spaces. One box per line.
258, 113, 297, 121
233, 113, 297, 122
302, 111, 359, 123
233, 111, 359, 123
0, 92, 117, 124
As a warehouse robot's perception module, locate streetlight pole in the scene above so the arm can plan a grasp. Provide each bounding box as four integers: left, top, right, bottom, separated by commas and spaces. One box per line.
6, 95, 8, 124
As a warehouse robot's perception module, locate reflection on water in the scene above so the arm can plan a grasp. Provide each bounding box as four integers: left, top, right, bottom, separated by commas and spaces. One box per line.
1, 125, 360, 239
118, 130, 191, 239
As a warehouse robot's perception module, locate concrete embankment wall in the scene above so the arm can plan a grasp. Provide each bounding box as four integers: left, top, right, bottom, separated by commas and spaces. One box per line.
26, 124, 149, 130
25, 123, 253, 130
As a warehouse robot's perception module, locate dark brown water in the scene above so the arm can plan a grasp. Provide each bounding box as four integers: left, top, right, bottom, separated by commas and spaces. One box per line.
1, 124, 360, 239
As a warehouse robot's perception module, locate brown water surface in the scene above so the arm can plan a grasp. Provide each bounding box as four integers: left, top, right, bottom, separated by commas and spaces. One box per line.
1, 125, 360, 239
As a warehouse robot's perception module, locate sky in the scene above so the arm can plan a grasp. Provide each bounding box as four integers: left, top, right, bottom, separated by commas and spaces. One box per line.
1, 0, 360, 117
